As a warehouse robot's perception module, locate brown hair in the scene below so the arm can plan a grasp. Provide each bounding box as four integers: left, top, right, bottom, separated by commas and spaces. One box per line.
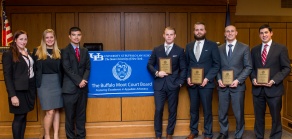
10, 30, 28, 62
164, 26, 176, 34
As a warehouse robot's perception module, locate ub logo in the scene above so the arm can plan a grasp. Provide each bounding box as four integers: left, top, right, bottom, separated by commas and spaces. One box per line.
89, 53, 104, 61
112, 61, 132, 81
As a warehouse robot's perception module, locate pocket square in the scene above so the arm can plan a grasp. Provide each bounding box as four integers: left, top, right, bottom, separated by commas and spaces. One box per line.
173, 55, 178, 57
205, 50, 208, 51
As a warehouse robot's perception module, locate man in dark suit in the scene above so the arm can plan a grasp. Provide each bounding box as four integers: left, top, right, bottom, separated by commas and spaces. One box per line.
216, 25, 252, 139
185, 22, 220, 139
147, 26, 187, 139
61, 27, 91, 139
251, 24, 290, 139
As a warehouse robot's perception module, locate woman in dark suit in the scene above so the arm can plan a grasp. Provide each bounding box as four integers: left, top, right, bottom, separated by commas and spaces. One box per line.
2, 30, 36, 139
32, 29, 63, 139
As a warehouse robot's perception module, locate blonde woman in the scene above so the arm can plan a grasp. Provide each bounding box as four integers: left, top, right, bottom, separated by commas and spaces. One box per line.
32, 29, 62, 139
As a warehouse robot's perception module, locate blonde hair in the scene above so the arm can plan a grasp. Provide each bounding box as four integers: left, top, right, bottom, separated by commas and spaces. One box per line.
35, 29, 61, 60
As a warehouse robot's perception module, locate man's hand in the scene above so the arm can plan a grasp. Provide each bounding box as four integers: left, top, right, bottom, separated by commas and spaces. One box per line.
200, 78, 209, 87
187, 77, 194, 86
218, 80, 226, 88
229, 79, 239, 88
79, 79, 88, 88
157, 71, 168, 78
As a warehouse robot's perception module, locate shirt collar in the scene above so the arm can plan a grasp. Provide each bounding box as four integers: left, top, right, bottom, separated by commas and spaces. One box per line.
164, 42, 174, 47
226, 39, 237, 48
196, 39, 205, 44
262, 40, 272, 47
71, 43, 79, 49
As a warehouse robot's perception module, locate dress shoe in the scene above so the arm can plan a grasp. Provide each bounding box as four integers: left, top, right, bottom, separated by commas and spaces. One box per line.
204, 137, 212, 139
166, 134, 173, 139
216, 133, 228, 139
185, 133, 198, 139
235, 138, 242, 139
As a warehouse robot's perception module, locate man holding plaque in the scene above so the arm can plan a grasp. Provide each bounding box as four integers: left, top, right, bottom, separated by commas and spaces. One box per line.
147, 26, 187, 139
251, 24, 291, 139
185, 22, 220, 139
216, 25, 252, 139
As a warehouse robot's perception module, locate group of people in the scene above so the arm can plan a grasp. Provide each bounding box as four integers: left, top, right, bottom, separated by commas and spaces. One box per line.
2, 22, 291, 139
147, 23, 291, 139
2, 27, 90, 139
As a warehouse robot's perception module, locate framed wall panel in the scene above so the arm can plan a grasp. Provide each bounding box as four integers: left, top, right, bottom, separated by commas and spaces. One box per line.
125, 13, 165, 50
79, 13, 121, 50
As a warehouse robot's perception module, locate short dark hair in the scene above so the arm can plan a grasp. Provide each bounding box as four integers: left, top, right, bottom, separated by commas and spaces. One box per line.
259, 24, 272, 33
69, 27, 82, 35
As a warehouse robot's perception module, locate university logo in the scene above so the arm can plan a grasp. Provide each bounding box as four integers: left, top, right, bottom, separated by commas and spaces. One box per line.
112, 61, 132, 81
89, 53, 104, 61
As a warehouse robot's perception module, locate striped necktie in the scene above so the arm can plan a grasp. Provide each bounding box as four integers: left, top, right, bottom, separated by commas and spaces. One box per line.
261, 44, 268, 66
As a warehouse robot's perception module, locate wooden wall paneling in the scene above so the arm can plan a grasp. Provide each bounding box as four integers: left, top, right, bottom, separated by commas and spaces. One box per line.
122, 96, 154, 121
249, 28, 262, 49
269, 23, 287, 46
285, 76, 292, 117
125, 13, 165, 50
55, 13, 75, 49
0, 82, 38, 122
87, 98, 121, 122
79, 13, 121, 50
176, 86, 190, 119
11, 14, 52, 51
169, 13, 188, 48
236, 28, 250, 46
287, 30, 292, 59
6, 0, 237, 6
190, 13, 226, 44
0, 82, 13, 121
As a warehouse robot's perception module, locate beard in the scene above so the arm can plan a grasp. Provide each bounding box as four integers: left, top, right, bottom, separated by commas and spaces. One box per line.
194, 34, 206, 40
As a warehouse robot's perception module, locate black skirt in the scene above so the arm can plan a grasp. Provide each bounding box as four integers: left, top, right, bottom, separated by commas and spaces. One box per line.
8, 78, 36, 114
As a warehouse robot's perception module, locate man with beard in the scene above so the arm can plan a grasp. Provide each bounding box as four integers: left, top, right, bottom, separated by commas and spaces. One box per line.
185, 22, 220, 139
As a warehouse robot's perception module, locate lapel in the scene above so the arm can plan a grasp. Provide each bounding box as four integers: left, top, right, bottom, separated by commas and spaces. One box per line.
264, 42, 276, 67
168, 44, 178, 56
221, 43, 228, 62
228, 42, 239, 63
159, 44, 168, 57
199, 40, 210, 62
256, 44, 264, 67
68, 44, 80, 63
188, 41, 196, 60
19, 55, 29, 69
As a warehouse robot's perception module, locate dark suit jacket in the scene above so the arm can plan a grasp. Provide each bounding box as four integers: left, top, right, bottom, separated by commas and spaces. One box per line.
61, 44, 91, 94
2, 49, 34, 97
185, 39, 220, 88
147, 44, 187, 91
217, 41, 252, 92
250, 41, 291, 97
32, 48, 63, 88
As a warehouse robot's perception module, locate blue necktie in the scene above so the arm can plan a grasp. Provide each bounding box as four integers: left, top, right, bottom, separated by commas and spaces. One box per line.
228, 44, 233, 59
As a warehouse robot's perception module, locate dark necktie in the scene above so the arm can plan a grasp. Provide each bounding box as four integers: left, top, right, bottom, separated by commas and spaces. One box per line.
228, 44, 233, 59
75, 47, 80, 62
261, 44, 268, 66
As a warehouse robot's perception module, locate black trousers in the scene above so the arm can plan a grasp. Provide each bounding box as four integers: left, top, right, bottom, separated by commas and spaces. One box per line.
63, 91, 88, 139
154, 84, 179, 137
253, 88, 282, 139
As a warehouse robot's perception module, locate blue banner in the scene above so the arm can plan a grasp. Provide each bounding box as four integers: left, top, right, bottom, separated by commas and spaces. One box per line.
88, 51, 154, 97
